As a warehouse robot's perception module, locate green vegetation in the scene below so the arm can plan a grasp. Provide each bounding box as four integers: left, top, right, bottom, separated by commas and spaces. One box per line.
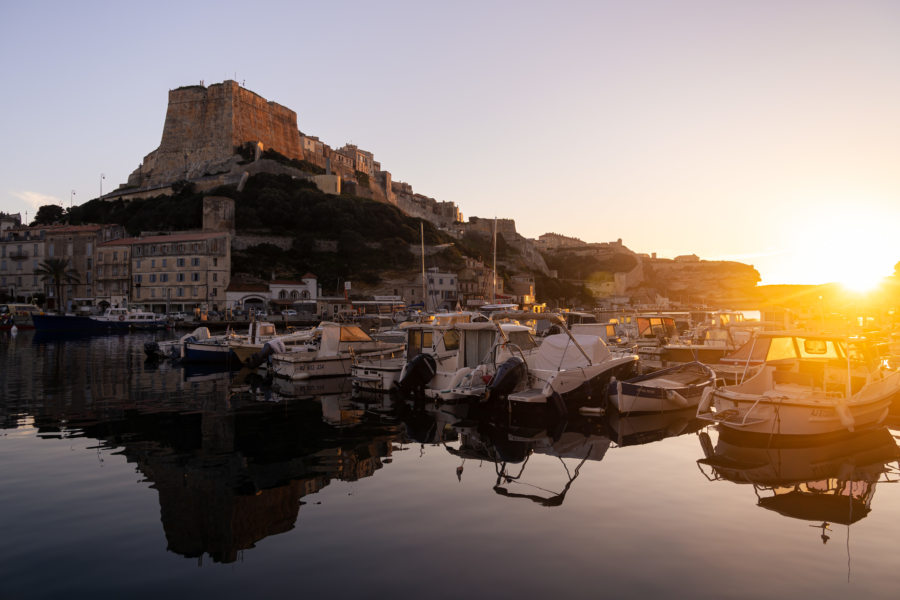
66, 184, 204, 235
36, 258, 79, 311
543, 251, 637, 281
211, 173, 460, 289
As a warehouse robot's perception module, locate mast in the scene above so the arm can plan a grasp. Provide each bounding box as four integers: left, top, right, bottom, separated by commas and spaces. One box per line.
421, 222, 427, 312
492, 217, 497, 303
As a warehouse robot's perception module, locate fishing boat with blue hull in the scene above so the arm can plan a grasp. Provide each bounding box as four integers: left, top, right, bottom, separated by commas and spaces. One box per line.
32, 307, 166, 333
608, 361, 717, 414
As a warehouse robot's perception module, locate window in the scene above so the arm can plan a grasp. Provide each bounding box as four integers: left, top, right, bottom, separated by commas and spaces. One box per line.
151, 259, 156, 268
279, 290, 287, 299
177, 258, 185, 267
134, 274, 142, 283
160, 274, 168, 282
191, 273, 199, 282
213, 258, 218, 267
177, 287, 184, 297
212, 273, 217, 282
191, 257, 199, 267
86, 258, 92, 269
136, 260, 141, 269
151, 288, 155, 298
177, 273, 185, 282
162, 259, 167, 267
149, 274, 156, 283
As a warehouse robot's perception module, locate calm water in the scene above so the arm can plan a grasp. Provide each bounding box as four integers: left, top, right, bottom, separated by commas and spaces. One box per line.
3, 330, 900, 599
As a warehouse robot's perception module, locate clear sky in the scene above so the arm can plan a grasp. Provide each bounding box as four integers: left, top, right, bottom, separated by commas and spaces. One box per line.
2, 0, 898, 287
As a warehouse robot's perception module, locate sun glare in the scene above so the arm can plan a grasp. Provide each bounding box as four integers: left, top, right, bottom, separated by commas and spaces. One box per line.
782, 204, 896, 292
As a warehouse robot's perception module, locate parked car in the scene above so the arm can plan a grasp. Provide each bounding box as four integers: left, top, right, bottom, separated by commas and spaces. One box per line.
281, 309, 297, 317
169, 312, 187, 322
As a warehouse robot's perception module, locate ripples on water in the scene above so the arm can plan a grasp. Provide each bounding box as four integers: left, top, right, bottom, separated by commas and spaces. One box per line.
2, 330, 900, 599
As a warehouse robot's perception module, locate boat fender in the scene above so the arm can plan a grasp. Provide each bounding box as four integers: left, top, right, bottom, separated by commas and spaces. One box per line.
698, 387, 714, 414
118, 315, 125, 321
835, 401, 855, 432
398, 353, 437, 393
666, 389, 690, 408
446, 367, 472, 392
486, 356, 526, 398
549, 390, 568, 420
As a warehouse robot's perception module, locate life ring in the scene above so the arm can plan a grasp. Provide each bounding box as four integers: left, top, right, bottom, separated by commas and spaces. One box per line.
118, 315, 125, 321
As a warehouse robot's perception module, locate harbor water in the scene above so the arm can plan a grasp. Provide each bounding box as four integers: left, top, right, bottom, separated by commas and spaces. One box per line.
3, 330, 900, 599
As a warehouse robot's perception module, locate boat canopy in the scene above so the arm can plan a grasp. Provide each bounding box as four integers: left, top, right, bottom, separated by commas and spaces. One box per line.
533, 333, 611, 370
318, 323, 373, 355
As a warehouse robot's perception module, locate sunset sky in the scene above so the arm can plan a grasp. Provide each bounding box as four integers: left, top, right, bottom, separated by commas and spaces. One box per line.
1, 1, 898, 287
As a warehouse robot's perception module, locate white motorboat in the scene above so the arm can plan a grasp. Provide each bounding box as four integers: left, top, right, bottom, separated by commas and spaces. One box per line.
398, 318, 540, 402
608, 361, 717, 414
696, 332, 900, 437
352, 311, 481, 393
269, 322, 404, 380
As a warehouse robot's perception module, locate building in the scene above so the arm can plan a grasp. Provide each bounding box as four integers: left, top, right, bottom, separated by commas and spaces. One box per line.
95, 239, 132, 309
0, 222, 47, 303
43, 224, 126, 311
269, 276, 318, 311
127, 231, 231, 312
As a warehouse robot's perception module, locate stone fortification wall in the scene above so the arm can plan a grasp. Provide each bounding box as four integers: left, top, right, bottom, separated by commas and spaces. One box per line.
395, 192, 461, 228
127, 81, 303, 190
232, 234, 294, 251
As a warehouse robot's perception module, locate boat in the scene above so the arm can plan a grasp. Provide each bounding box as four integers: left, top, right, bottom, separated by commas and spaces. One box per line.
0, 303, 43, 330
351, 311, 482, 393
608, 361, 717, 414
228, 321, 317, 368
696, 331, 900, 437
397, 317, 540, 402
182, 327, 249, 364
32, 307, 167, 332
144, 326, 219, 360
269, 322, 405, 380
504, 317, 640, 417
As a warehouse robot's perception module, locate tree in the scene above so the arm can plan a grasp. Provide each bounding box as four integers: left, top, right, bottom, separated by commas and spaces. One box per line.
36, 258, 80, 312
32, 204, 66, 225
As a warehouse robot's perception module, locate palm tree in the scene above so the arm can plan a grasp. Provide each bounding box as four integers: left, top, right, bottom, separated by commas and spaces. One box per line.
36, 258, 80, 312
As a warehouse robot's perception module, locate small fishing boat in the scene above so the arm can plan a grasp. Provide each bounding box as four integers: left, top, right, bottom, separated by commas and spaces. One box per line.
608, 361, 717, 414
269, 322, 404, 380
696, 332, 900, 437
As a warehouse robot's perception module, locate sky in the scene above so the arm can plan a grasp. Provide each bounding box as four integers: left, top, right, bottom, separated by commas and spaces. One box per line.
1, 0, 898, 287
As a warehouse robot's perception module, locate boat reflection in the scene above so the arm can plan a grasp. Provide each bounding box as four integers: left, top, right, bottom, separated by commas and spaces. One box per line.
447, 414, 611, 506
697, 427, 900, 541
605, 407, 705, 447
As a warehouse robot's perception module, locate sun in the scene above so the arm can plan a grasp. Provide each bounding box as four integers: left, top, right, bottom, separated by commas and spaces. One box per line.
780, 204, 896, 291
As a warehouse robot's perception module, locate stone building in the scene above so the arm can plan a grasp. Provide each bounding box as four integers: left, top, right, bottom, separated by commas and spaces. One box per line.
0, 222, 48, 303
43, 224, 126, 311
126, 231, 231, 312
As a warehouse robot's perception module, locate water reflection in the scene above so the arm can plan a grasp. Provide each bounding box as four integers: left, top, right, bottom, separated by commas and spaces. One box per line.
447, 411, 611, 506
605, 407, 705, 447
697, 427, 900, 543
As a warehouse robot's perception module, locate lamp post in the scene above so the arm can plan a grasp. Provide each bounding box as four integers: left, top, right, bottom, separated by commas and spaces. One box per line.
100, 173, 105, 199
70, 189, 76, 210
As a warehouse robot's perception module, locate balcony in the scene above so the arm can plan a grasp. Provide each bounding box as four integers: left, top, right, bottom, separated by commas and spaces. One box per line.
9, 251, 28, 261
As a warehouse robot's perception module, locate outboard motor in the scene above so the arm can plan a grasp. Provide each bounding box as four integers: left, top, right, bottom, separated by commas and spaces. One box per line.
486, 356, 526, 399
397, 353, 437, 394
144, 341, 161, 361
246, 338, 287, 369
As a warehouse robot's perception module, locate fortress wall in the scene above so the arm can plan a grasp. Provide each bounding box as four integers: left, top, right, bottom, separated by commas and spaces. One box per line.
136, 81, 303, 188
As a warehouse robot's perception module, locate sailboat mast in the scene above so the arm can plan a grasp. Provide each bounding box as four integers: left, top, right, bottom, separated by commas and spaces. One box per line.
421, 222, 427, 312
492, 217, 497, 303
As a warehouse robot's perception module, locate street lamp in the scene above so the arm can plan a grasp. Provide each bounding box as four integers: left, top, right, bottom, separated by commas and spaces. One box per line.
100, 173, 105, 199
70, 189, 76, 209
